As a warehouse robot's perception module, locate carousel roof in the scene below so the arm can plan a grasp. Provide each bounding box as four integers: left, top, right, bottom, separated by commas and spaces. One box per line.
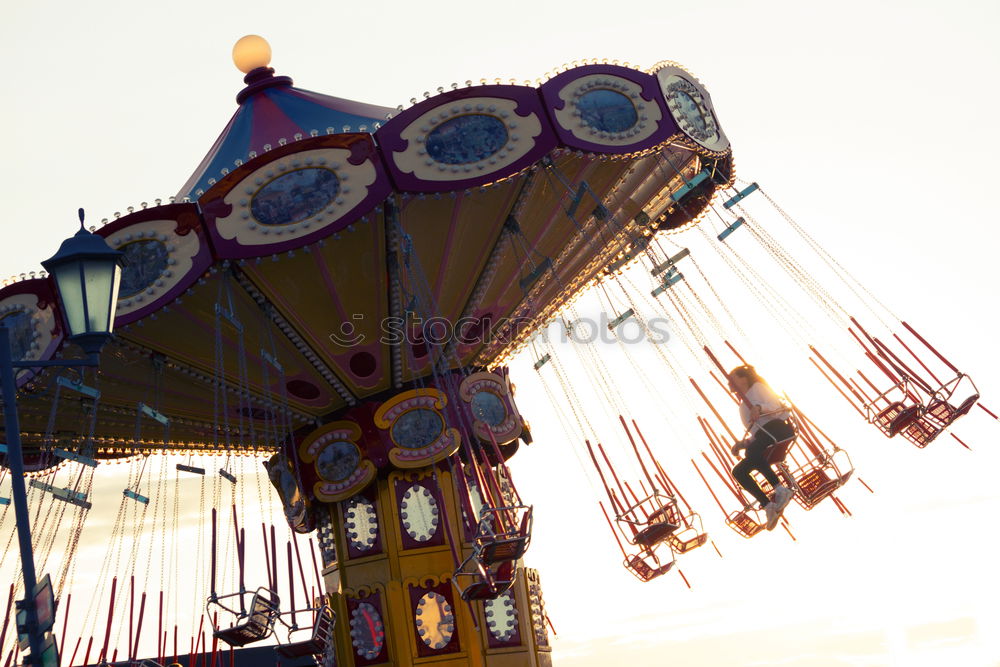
2, 38, 734, 458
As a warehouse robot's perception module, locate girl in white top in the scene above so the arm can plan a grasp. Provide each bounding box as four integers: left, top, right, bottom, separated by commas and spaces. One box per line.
727, 365, 795, 530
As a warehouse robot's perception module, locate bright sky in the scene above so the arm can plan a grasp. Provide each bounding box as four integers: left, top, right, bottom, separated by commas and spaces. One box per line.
3, 1, 1000, 665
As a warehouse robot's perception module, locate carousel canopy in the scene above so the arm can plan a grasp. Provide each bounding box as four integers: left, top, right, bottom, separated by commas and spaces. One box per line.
1, 38, 733, 458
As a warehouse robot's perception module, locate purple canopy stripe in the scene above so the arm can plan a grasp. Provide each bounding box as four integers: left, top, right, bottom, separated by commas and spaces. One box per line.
178, 70, 393, 199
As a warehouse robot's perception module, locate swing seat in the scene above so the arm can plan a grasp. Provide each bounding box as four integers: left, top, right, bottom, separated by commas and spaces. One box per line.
954, 394, 980, 418
624, 553, 674, 583
210, 588, 280, 647
633, 519, 679, 549
764, 437, 795, 465
274, 605, 335, 659
455, 557, 516, 601
475, 505, 532, 565
792, 468, 837, 510
900, 417, 943, 448
871, 402, 920, 437
668, 527, 709, 554
726, 510, 764, 539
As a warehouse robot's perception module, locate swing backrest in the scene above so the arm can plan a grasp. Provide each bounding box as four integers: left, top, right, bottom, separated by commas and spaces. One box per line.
211, 588, 280, 647
475, 505, 532, 565
274, 604, 335, 658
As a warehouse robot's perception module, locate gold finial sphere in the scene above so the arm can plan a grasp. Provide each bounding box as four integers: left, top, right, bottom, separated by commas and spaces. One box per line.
232, 35, 272, 73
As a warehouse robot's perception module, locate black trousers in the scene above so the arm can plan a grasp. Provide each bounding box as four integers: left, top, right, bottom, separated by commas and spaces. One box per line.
732, 419, 796, 507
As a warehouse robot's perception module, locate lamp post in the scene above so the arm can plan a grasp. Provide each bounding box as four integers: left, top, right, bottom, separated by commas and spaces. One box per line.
2, 209, 122, 666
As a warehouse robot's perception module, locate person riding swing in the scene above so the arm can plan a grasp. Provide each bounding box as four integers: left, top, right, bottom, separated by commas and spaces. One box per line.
727, 365, 795, 530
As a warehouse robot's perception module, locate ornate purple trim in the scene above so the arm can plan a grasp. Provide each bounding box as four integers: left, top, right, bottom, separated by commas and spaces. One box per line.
96, 203, 212, 326
198, 134, 392, 260
375, 85, 557, 193
540, 64, 678, 154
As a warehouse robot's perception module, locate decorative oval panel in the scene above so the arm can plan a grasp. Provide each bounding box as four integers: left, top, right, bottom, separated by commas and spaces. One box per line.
344, 495, 379, 552
98, 203, 211, 326
459, 371, 521, 445
374, 388, 460, 468
542, 65, 675, 153
198, 134, 391, 258
399, 483, 440, 543
0, 280, 61, 386
299, 421, 375, 502
485, 590, 518, 642
377, 86, 557, 192
349, 601, 385, 660
414, 591, 455, 650
652, 63, 730, 154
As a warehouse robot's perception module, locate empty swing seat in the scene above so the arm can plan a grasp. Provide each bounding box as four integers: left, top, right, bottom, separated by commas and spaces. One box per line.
900, 418, 942, 448
275, 605, 335, 659
872, 402, 920, 437
793, 468, 837, 509
212, 589, 280, 647
475, 505, 532, 566
632, 505, 680, 550
457, 558, 516, 601
726, 510, 764, 539
625, 554, 674, 583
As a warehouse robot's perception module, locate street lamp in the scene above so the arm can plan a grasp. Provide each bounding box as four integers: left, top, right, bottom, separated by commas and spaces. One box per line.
2, 209, 123, 666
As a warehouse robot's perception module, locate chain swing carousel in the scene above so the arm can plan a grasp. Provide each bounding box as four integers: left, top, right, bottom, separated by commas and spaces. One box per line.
0, 36, 741, 666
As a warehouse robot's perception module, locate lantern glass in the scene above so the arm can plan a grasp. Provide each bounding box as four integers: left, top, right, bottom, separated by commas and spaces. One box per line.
42, 221, 124, 354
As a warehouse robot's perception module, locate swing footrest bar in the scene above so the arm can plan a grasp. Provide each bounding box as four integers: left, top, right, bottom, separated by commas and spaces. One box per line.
669, 170, 710, 202
717, 217, 745, 241
176, 464, 206, 475
54, 449, 98, 467
56, 376, 101, 399
0, 498, 8, 506
29, 479, 92, 508
124, 488, 149, 504
138, 403, 170, 425
219, 469, 237, 483
722, 182, 759, 209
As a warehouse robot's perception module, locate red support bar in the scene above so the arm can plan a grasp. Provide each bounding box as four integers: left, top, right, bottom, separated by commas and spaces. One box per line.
711, 540, 724, 559
292, 535, 310, 607
174, 625, 178, 664
691, 459, 730, 515
99, 576, 117, 662
158, 591, 164, 665
809, 357, 865, 417
132, 592, 147, 661
689, 376, 739, 442
450, 457, 478, 534
678, 569, 692, 589
597, 443, 631, 515
261, 523, 272, 591
308, 538, 324, 599
709, 370, 740, 404
211, 508, 217, 599
287, 542, 296, 626
270, 525, 278, 597
59, 593, 71, 659
232, 505, 244, 595
872, 337, 934, 394
781, 520, 797, 542
724, 340, 749, 366
585, 440, 620, 513
858, 477, 874, 493
83, 636, 93, 667
700, 451, 744, 504
68, 638, 81, 667
211, 612, 219, 667
621, 480, 649, 520
951, 433, 972, 451
618, 415, 658, 493
128, 576, 134, 662
598, 502, 628, 558
901, 321, 961, 375
979, 403, 999, 420
809, 345, 868, 407
893, 333, 944, 387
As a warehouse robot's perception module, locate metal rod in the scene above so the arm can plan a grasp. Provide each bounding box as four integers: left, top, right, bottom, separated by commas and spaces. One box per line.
0, 326, 44, 665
